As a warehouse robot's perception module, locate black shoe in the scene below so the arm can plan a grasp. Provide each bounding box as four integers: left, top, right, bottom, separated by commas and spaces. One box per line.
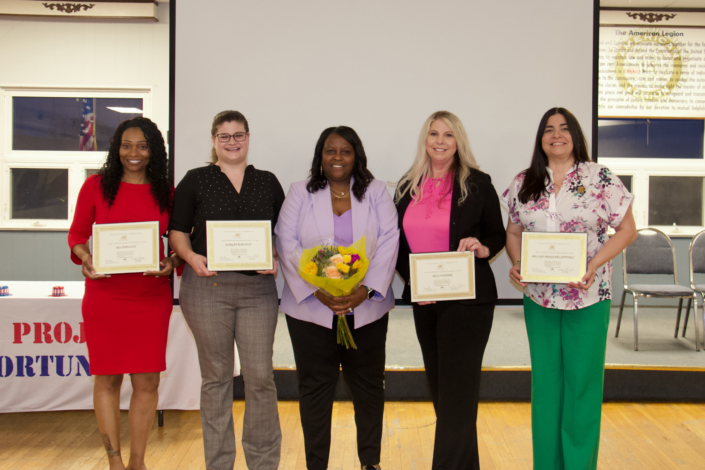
362, 466, 381, 470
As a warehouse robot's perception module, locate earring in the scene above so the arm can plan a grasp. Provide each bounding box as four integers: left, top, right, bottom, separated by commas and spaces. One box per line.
320, 165, 323, 176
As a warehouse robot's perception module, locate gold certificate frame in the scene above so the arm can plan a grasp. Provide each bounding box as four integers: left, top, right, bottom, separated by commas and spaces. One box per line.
92, 221, 160, 274
520, 232, 588, 283
206, 220, 273, 271
410, 251, 475, 302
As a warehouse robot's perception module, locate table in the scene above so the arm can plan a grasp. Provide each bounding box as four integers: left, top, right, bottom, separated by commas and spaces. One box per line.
0, 282, 206, 412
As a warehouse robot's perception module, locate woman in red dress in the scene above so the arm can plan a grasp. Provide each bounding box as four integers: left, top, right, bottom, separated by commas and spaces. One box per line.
68, 117, 180, 470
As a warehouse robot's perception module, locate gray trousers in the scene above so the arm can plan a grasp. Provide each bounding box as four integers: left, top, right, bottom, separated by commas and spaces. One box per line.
180, 265, 281, 470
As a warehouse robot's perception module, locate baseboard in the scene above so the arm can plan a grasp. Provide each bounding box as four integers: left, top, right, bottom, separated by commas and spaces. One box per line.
174, 298, 526, 307
232, 366, 705, 402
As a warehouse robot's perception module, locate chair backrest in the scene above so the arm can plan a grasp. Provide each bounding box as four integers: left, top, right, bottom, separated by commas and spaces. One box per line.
689, 230, 705, 274
689, 229, 705, 285
623, 228, 676, 280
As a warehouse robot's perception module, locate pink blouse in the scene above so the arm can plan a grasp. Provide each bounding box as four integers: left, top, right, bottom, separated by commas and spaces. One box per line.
403, 174, 453, 253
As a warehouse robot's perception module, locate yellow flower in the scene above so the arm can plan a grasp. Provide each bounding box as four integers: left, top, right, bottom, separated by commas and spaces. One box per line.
352, 260, 361, 270
336, 263, 350, 274
303, 261, 319, 276
343, 255, 352, 264
338, 246, 358, 256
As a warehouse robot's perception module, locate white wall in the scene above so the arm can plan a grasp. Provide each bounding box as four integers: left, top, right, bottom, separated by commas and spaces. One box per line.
175, 0, 595, 300
0, 4, 170, 282
0, 3, 170, 137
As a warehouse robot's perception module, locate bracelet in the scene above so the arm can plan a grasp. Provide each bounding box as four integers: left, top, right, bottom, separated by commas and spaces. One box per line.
513, 260, 521, 266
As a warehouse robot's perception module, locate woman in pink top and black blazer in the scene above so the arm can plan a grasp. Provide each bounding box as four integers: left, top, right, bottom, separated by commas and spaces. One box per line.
275, 126, 399, 470
395, 111, 505, 470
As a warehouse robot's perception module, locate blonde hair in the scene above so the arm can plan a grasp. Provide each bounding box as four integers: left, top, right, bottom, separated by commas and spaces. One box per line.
395, 111, 479, 205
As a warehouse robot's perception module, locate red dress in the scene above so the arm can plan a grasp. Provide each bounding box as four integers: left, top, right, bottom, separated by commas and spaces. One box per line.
68, 175, 172, 375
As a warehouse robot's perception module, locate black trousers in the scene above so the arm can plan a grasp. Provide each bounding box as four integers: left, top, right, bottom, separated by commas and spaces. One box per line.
413, 302, 494, 470
286, 313, 389, 470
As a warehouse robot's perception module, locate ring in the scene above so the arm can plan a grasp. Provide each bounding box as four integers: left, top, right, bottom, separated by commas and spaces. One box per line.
348, 308, 353, 312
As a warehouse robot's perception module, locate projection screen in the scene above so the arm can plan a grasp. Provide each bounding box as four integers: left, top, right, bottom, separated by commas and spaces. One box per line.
174, 0, 595, 300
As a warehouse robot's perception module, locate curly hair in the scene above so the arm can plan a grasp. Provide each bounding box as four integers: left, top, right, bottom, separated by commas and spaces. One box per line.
98, 117, 172, 213
306, 126, 374, 201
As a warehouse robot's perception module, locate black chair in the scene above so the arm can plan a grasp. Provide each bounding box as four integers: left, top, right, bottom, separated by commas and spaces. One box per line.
615, 228, 700, 351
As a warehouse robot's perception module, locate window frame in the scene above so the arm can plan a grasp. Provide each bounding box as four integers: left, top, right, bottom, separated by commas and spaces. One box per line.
0, 85, 152, 230
601, 155, 705, 237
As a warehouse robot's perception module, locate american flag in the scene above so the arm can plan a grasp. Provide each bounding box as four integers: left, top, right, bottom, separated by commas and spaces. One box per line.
79, 98, 96, 151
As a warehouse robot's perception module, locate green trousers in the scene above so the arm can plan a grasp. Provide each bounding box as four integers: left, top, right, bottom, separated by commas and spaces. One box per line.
523, 296, 611, 470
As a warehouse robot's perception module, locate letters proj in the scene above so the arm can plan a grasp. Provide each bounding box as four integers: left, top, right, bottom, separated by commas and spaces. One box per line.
1, 321, 90, 378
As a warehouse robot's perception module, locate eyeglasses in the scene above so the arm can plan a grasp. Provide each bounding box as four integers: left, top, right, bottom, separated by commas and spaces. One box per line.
215, 132, 248, 143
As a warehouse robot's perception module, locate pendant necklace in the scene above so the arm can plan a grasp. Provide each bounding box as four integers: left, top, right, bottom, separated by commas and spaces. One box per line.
331, 187, 349, 199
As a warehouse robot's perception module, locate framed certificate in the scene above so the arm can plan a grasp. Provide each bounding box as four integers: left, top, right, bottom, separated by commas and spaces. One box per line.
409, 251, 475, 302
520, 232, 588, 283
206, 220, 273, 271
92, 221, 160, 274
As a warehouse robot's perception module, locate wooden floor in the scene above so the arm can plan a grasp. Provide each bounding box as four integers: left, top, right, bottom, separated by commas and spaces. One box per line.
1, 401, 704, 469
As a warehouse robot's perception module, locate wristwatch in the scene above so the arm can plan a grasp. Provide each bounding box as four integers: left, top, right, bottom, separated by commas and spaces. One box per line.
364, 285, 375, 299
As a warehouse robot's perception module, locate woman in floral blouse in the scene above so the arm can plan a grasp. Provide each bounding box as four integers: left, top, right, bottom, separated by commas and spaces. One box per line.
502, 107, 636, 470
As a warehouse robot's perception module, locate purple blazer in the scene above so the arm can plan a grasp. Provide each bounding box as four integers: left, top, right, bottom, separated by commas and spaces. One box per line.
275, 178, 400, 329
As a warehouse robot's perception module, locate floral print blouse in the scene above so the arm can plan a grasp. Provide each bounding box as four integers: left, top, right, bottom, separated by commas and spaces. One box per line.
502, 161, 634, 310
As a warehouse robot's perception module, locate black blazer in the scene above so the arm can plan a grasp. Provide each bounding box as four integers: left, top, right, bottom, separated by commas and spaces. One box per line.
395, 170, 506, 306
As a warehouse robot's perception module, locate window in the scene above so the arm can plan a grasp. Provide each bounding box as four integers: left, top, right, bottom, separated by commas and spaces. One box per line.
599, 119, 704, 159
0, 86, 152, 229
11, 168, 69, 220
85, 168, 101, 179
599, 117, 705, 236
616, 174, 632, 193
648, 176, 703, 226
602, 163, 705, 235
13, 97, 143, 152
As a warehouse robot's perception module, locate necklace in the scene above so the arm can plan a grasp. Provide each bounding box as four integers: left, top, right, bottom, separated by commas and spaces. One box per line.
330, 187, 349, 199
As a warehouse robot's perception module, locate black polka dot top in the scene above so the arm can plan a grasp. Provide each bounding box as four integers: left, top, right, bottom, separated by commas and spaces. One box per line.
169, 164, 285, 275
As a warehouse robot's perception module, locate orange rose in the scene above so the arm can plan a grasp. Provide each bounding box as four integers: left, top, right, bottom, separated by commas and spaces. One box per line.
324, 265, 343, 279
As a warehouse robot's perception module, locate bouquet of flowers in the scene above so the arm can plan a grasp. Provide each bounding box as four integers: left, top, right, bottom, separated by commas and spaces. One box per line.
296, 237, 369, 349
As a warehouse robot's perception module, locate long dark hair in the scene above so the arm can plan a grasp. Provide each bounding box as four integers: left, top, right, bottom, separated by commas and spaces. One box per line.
98, 117, 172, 213
306, 126, 374, 201
518, 107, 590, 204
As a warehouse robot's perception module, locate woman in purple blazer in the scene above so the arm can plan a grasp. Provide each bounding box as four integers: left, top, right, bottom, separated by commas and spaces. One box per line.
275, 126, 399, 470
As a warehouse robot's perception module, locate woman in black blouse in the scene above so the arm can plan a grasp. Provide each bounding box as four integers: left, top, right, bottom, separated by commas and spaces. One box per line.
169, 110, 284, 470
